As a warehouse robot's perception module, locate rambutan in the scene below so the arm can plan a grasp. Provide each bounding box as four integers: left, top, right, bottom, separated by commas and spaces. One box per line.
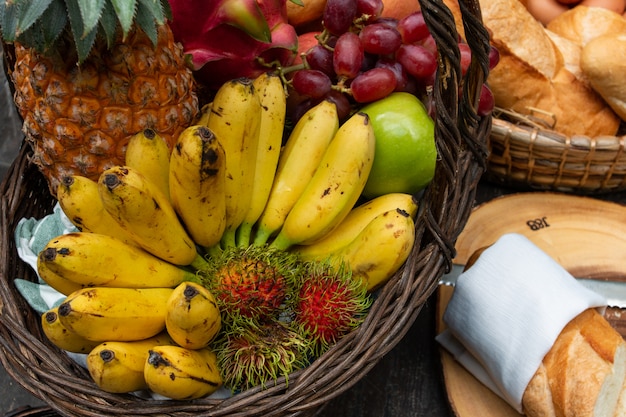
291, 262, 372, 356
199, 245, 302, 322
213, 319, 312, 392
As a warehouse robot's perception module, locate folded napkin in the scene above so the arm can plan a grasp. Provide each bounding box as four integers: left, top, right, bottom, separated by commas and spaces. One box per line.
14, 203, 78, 313
436, 233, 608, 413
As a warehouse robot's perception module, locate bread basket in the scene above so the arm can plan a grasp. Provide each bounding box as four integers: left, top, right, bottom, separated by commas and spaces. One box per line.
485, 108, 626, 194
0, 0, 491, 415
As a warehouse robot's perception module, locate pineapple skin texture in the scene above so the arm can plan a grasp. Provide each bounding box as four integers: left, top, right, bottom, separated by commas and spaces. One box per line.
11, 24, 199, 196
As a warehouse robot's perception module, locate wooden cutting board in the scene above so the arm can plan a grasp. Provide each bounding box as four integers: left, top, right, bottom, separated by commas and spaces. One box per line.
436, 192, 626, 417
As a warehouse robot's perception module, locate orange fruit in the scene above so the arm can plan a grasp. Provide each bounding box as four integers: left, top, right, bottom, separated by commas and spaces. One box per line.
381, 0, 421, 19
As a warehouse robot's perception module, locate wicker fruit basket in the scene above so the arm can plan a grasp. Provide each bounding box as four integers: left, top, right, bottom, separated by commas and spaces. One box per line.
485, 108, 626, 194
0, 0, 491, 415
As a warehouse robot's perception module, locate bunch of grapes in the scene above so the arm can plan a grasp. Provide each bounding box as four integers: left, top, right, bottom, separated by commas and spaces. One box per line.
288, 0, 499, 121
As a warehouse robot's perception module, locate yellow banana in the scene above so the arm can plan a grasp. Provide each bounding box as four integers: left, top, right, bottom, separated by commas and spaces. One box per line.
165, 281, 221, 349
58, 287, 173, 342
41, 307, 101, 353
124, 128, 171, 200
56, 175, 137, 246
329, 208, 416, 292
206, 77, 262, 248
293, 193, 418, 260
253, 99, 339, 246
236, 72, 287, 247
196, 102, 213, 126
144, 345, 223, 400
169, 125, 227, 249
86, 332, 175, 393
38, 232, 196, 288
37, 255, 84, 295
98, 165, 207, 269
270, 112, 376, 250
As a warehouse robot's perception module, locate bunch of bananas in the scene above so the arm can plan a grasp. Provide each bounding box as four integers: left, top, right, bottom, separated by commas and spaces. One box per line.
38, 71, 420, 398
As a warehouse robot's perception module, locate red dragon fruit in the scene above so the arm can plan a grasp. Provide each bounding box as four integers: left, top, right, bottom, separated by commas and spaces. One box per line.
168, 0, 299, 89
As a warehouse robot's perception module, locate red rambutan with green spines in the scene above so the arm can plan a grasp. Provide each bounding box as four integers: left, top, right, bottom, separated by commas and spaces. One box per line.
291, 261, 372, 356
198, 245, 303, 322
212, 319, 312, 393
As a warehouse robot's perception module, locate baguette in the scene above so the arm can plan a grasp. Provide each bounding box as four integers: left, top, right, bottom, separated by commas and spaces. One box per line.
546, 5, 626, 46
479, 0, 621, 137
522, 308, 626, 417
581, 33, 626, 121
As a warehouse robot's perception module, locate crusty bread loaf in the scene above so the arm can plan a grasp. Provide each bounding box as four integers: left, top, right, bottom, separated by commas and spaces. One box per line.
522, 308, 626, 417
547, 5, 626, 46
479, 0, 620, 137
581, 33, 626, 121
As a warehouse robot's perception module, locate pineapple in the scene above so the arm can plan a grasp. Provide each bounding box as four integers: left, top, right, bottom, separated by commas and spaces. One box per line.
0, 0, 199, 196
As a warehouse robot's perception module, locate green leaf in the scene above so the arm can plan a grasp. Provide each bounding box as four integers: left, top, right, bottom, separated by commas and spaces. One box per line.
0, 0, 23, 42
137, 0, 166, 25
289, 0, 304, 6
135, 1, 158, 45
99, 0, 118, 49
40, 0, 67, 47
110, 0, 137, 38
66, 0, 97, 63
15, 0, 52, 36
76, 0, 105, 36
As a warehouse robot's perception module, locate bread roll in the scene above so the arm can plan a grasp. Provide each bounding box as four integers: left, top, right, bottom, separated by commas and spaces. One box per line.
479, 0, 621, 137
522, 308, 626, 417
581, 33, 626, 121
547, 5, 626, 46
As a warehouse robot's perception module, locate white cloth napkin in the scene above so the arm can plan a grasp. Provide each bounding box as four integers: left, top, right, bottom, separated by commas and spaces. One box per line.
436, 233, 608, 413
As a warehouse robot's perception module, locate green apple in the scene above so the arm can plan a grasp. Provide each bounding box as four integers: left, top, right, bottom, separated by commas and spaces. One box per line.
360, 92, 436, 199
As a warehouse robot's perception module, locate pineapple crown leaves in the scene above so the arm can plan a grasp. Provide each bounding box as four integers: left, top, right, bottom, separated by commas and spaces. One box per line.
0, 0, 172, 64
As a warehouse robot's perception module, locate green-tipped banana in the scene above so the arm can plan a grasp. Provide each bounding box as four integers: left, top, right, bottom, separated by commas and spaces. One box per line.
39, 232, 196, 288
253, 99, 339, 246
41, 307, 101, 354
58, 287, 173, 342
270, 112, 376, 250
125, 128, 172, 200
293, 193, 418, 260
56, 175, 137, 246
329, 208, 416, 291
98, 165, 206, 268
86, 332, 176, 393
236, 72, 286, 247
165, 282, 221, 349
144, 345, 223, 400
169, 125, 227, 249
207, 77, 262, 248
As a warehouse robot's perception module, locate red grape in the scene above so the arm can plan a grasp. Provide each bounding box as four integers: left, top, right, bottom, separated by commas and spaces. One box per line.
322, 91, 352, 121
292, 70, 333, 99
477, 84, 494, 117
459, 42, 471, 75
396, 44, 437, 80
397, 12, 430, 44
420, 34, 438, 55
359, 23, 402, 55
350, 67, 396, 103
305, 45, 335, 77
489, 45, 500, 70
323, 0, 358, 35
375, 57, 408, 92
357, 0, 383, 21
333, 32, 364, 79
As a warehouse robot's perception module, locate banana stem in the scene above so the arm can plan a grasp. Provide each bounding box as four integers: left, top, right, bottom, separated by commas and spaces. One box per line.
220, 228, 237, 249
235, 222, 253, 248
190, 253, 210, 271
268, 233, 292, 251
206, 243, 223, 259
252, 227, 272, 246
